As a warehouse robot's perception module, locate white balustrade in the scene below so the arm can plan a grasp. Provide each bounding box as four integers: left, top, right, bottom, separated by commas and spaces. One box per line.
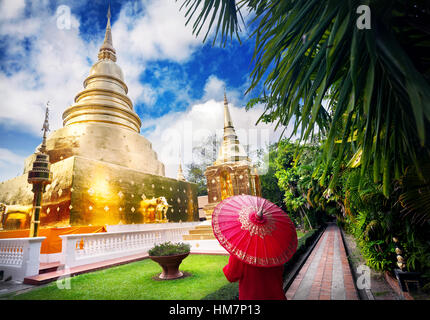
0, 237, 45, 282
60, 227, 193, 268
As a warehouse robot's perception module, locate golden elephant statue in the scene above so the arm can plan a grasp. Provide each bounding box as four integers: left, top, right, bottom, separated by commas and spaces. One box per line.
139, 196, 170, 223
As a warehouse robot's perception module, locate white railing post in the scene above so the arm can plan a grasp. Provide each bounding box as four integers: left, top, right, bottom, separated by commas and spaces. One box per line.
0, 237, 45, 282
60, 234, 78, 268
22, 237, 45, 279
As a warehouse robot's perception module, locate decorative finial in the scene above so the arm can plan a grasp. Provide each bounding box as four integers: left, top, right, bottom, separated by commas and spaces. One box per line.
98, 4, 116, 62
223, 90, 234, 129
39, 102, 50, 154
177, 149, 186, 181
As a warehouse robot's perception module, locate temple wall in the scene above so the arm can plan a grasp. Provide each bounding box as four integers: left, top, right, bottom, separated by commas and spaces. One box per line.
0, 157, 75, 229
69, 156, 199, 226
0, 156, 198, 230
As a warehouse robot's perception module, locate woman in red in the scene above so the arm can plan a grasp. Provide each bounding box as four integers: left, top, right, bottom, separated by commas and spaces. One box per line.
212, 195, 297, 300
223, 254, 286, 300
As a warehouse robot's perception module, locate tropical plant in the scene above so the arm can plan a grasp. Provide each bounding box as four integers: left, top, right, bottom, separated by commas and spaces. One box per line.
178, 0, 430, 286
257, 143, 286, 211
179, 0, 430, 197
185, 163, 208, 196
399, 163, 430, 225
273, 139, 329, 230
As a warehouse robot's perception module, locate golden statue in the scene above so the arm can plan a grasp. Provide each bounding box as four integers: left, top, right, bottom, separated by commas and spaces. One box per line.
139, 196, 170, 223
220, 171, 233, 200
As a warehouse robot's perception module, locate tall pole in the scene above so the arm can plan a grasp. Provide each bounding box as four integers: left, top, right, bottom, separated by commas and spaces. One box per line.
28, 103, 52, 237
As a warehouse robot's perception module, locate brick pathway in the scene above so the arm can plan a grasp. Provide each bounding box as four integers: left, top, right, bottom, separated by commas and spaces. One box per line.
286, 223, 359, 300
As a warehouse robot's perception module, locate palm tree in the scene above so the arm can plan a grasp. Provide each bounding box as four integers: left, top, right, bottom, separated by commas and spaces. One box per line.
178, 0, 430, 196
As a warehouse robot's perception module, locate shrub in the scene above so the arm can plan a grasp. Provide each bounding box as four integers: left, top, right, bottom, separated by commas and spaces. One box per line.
148, 242, 190, 256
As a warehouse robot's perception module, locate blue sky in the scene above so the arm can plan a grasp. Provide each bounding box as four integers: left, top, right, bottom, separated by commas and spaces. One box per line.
0, 0, 283, 181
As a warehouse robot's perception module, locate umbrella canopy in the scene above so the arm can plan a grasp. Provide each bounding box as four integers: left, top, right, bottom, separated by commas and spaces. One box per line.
212, 195, 298, 267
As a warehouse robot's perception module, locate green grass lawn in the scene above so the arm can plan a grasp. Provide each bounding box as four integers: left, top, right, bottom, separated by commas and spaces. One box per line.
12, 254, 230, 300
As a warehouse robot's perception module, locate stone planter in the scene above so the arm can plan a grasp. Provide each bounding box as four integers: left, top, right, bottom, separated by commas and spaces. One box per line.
149, 252, 190, 280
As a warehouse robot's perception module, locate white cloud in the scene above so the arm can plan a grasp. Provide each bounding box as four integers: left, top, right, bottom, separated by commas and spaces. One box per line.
0, 0, 207, 136
114, 0, 201, 63
0, 2, 94, 135
202, 75, 225, 101
0, 0, 26, 20
0, 148, 25, 181
112, 0, 206, 105
141, 92, 287, 179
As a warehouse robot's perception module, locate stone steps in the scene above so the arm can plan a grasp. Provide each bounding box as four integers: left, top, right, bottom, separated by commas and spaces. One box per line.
194, 225, 213, 229
188, 229, 214, 235
182, 224, 215, 240
183, 234, 215, 240
39, 262, 63, 274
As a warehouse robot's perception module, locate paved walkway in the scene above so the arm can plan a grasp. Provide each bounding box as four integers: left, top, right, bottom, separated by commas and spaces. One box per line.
286, 223, 359, 300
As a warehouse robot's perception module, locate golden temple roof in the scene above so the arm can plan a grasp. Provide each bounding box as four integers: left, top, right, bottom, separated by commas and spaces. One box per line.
62, 6, 141, 132
98, 4, 116, 62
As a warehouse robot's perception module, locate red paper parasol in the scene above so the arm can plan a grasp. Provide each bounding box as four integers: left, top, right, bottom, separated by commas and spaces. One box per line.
212, 195, 298, 267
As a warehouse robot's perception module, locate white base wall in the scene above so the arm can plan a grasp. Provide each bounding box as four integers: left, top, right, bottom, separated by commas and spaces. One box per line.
186, 239, 228, 255
39, 252, 62, 264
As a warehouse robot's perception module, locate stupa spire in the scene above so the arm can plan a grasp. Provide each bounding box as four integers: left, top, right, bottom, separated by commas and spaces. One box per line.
62, 3, 142, 133
177, 162, 186, 181
177, 152, 186, 181
215, 90, 250, 164
98, 4, 117, 62
223, 89, 234, 129
39, 102, 50, 154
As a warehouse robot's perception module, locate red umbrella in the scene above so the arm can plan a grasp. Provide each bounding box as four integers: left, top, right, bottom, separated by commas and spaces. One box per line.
212, 195, 298, 267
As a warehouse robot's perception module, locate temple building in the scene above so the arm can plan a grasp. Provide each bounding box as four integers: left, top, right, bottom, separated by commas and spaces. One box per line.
183, 93, 261, 241
204, 93, 261, 219
0, 8, 199, 231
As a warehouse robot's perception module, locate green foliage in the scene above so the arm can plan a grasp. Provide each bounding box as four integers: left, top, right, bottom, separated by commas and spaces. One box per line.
185, 163, 208, 196
177, 0, 430, 287
340, 167, 430, 279
258, 144, 286, 211
179, 0, 430, 199
399, 163, 430, 225
148, 242, 191, 257
273, 139, 329, 230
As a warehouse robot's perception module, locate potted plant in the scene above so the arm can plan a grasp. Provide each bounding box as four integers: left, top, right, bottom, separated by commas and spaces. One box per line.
148, 242, 191, 280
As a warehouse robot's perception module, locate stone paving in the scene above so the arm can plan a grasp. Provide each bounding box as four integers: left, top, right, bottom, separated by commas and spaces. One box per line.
286, 223, 359, 300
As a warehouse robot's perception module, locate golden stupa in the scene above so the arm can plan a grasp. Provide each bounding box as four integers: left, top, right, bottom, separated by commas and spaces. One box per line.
203, 92, 261, 219
0, 8, 198, 231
